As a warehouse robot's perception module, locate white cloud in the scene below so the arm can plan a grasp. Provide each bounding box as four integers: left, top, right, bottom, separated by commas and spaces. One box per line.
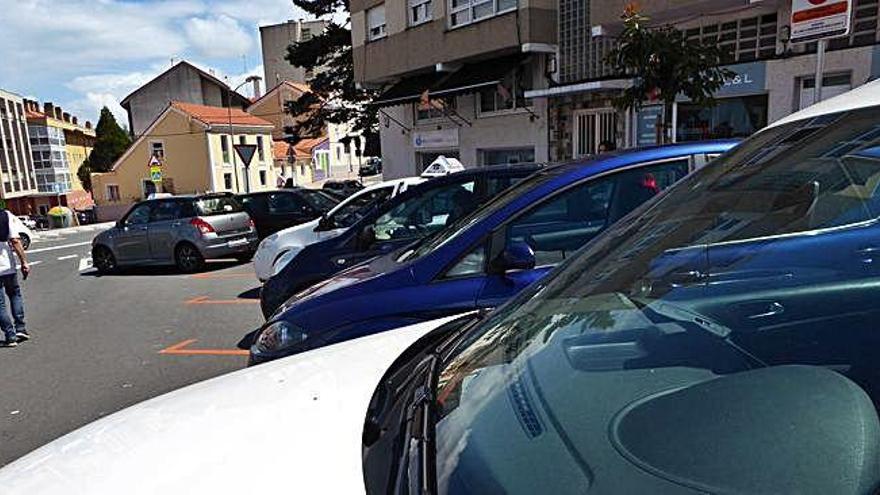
185, 14, 253, 58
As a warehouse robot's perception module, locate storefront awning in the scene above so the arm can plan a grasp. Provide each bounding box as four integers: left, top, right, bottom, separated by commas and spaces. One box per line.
372, 54, 528, 108
524, 78, 632, 99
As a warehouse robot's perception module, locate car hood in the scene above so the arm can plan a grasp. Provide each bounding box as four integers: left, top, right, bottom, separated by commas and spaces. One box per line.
0, 316, 462, 495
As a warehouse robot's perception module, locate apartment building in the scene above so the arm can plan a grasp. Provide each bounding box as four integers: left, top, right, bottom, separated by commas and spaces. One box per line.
261, 19, 329, 87
352, 0, 557, 178
530, 0, 880, 159
23, 100, 96, 213
121, 61, 252, 138
0, 89, 38, 214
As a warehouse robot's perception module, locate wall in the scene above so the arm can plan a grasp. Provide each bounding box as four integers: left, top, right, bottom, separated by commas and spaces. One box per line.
247, 83, 307, 140
207, 131, 275, 193
261, 20, 327, 87
127, 64, 203, 137
63, 129, 94, 192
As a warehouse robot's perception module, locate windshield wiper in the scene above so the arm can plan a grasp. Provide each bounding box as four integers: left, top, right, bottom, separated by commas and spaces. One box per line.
393, 357, 439, 494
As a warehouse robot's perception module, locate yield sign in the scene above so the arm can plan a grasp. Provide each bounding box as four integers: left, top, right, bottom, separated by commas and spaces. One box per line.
233, 144, 258, 168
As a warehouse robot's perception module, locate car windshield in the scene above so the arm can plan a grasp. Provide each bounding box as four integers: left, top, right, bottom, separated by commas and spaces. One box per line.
433, 106, 880, 493
299, 189, 339, 211
195, 196, 242, 215
327, 187, 393, 229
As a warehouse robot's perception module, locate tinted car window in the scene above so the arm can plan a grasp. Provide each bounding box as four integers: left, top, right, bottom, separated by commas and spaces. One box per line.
373, 181, 476, 241
124, 204, 151, 225
328, 187, 393, 229
196, 196, 242, 216
150, 200, 183, 222
268, 193, 309, 214
298, 189, 338, 211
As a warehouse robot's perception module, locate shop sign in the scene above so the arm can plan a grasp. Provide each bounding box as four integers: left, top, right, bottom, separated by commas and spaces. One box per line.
413, 129, 459, 149
636, 106, 664, 146
791, 0, 852, 43
716, 62, 767, 97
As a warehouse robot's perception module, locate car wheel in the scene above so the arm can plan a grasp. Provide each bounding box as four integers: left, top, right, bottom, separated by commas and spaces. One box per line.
19, 233, 30, 250
92, 246, 117, 274
175, 243, 206, 273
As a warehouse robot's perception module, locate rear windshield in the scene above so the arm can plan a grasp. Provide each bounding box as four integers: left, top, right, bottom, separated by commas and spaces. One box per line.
299, 189, 339, 211
195, 196, 243, 216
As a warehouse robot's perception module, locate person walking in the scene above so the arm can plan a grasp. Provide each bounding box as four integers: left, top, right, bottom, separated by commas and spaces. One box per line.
0, 211, 29, 347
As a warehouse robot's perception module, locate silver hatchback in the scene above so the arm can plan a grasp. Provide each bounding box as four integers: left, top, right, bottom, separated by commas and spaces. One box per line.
91, 194, 258, 273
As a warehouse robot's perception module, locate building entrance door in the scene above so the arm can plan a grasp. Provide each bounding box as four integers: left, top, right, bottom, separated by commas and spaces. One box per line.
573, 109, 617, 157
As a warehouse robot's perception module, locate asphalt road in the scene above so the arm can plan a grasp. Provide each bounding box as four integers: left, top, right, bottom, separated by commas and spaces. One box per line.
0, 224, 265, 466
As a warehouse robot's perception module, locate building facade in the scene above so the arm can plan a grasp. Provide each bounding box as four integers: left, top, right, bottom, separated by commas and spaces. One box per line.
91, 102, 275, 219
121, 61, 252, 138
531, 0, 880, 160
351, 0, 557, 178
22, 100, 96, 213
0, 89, 38, 214
261, 19, 329, 87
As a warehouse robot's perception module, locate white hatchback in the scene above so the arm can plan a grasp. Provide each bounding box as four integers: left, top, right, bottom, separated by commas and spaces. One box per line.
252, 177, 425, 281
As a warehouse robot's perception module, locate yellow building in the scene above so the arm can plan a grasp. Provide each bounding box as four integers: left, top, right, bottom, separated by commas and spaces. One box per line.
92, 102, 275, 215
23, 100, 96, 213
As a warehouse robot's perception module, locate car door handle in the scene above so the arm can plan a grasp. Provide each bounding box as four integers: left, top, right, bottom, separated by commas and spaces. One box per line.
171, 222, 183, 227
736, 301, 785, 320
857, 246, 880, 263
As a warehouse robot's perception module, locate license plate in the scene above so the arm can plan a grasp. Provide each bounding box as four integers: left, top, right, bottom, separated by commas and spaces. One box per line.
228, 238, 248, 248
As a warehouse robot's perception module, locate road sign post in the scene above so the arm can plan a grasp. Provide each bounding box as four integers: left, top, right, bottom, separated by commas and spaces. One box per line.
790, 0, 852, 105
233, 144, 258, 193
148, 155, 163, 191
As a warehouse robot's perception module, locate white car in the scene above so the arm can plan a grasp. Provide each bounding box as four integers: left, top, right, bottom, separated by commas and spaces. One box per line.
16, 215, 36, 230
253, 177, 424, 282
12, 215, 33, 250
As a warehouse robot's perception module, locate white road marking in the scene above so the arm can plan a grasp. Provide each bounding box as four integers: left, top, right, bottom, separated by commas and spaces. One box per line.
27, 241, 91, 254
57, 254, 78, 260
78, 257, 93, 272
16, 261, 42, 269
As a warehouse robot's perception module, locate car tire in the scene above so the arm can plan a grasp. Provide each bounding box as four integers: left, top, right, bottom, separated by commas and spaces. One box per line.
92, 246, 117, 274
175, 243, 206, 273
19, 233, 30, 250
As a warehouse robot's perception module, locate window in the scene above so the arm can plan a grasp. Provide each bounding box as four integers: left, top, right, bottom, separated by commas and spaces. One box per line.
124, 204, 152, 225
150, 200, 183, 222
268, 193, 309, 214
224, 173, 233, 190
678, 95, 768, 142
482, 148, 535, 165
301, 27, 312, 41
445, 243, 487, 277
150, 141, 165, 160
416, 97, 456, 121
798, 73, 852, 110
449, 0, 516, 28
142, 180, 157, 199
326, 187, 393, 229
409, 0, 433, 25
259, 170, 267, 186
221, 135, 230, 163
106, 184, 121, 202
367, 5, 387, 41
573, 109, 618, 157
239, 135, 246, 146
477, 65, 532, 115
685, 14, 778, 63
373, 181, 477, 242
196, 196, 243, 215
257, 136, 265, 161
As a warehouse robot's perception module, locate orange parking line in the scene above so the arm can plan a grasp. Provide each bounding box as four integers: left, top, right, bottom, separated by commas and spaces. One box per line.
159, 338, 249, 356
185, 296, 259, 305
189, 273, 253, 279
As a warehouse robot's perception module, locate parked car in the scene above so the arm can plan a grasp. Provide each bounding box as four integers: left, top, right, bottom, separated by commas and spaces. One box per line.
322, 179, 364, 197
253, 177, 424, 282
12, 216, 33, 250
91, 193, 257, 273
238, 189, 338, 240
75, 208, 97, 225
259, 164, 542, 318
6, 79, 880, 495
359, 157, 382, 177
246, 141, 737, 364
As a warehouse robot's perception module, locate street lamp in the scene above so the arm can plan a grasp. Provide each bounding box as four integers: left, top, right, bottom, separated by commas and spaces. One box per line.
226, 75, 262, 193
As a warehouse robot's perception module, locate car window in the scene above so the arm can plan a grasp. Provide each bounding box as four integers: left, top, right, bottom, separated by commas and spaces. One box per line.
150, 200, 183, 222
328, 187, 393, 229
505, 159, 689, 267
486, 175, 526, 197
268, 193, 310, 214
444, 243, 487, 278
196, 196, 243, 215
298, 190, 339, 211
373, 181, 477, 242
124, 204, 152, 225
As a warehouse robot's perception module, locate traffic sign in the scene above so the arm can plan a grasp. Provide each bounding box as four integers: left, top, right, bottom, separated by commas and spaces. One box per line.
150, 165, 162, 183
233, 144, 258, 168
149, 155, 162, 168
790, 0, 852, 43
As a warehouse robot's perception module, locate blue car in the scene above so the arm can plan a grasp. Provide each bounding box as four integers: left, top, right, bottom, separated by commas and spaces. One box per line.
247, 140, 738, 364
259, 164, 542, 317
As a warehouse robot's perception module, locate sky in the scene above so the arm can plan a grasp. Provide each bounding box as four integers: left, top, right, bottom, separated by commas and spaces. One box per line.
0, 0, 312, 127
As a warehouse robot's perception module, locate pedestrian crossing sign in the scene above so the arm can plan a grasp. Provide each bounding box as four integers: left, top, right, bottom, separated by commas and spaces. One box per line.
150, 166, 162, 183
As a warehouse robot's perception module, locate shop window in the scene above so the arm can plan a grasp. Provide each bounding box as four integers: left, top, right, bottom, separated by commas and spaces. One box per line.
798, 73, 852, 110
477, 66, 532, 115
449, 0, 517, 28
367, 5, 387, 41
482, 148, 535, 165
415, 97, 456, 121
676, 94, 768, 142
409, 0, 433, 25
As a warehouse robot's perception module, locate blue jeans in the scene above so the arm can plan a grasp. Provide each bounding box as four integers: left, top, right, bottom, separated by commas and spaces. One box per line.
0, 273, 25, 342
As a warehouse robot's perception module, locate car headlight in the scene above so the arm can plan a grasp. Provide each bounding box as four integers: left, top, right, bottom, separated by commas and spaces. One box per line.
255, 321, 308, 353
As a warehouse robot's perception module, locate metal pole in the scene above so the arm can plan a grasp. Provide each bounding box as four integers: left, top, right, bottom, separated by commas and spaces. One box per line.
226, 84, 240, 192
814, 39, 827, 105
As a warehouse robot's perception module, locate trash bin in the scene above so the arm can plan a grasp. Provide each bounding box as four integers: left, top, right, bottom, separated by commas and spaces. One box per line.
47, 206, 73, 228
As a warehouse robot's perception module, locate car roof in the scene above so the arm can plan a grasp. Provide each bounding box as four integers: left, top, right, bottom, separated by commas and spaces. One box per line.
768, 77, 880, 129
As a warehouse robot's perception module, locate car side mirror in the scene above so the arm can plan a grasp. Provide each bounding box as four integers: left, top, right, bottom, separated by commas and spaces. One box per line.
116, 220, 125, 229
490, 241, 536, 274
317, 215, 332, 231
357, 225, 376, 249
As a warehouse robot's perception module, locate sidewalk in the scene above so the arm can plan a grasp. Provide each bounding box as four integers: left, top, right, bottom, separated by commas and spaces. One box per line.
33, 222, 114, 238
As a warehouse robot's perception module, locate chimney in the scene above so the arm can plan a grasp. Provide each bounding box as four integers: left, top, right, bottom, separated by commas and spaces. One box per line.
54, 107, 63, 120
85, 121, 92, 129
252, 78, 262, 99
43, 102, 54, 116
63, 112, 71, 123
72, 116, 78, 125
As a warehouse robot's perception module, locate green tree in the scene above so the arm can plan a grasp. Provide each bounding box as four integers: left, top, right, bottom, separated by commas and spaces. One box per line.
606, 6, 733, 143
77, 158, 92, 193
284, 2, 380, 151
88, 107, 131, 173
